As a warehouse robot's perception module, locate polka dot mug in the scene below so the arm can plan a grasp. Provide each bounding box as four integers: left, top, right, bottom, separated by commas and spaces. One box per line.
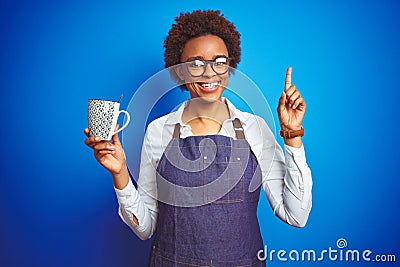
88, 99, 130, 140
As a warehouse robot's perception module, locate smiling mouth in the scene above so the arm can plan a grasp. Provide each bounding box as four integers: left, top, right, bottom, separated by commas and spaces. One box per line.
196, 82, 220, 92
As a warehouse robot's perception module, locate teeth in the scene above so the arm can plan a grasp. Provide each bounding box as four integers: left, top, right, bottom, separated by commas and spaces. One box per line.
200, 82, 219, 88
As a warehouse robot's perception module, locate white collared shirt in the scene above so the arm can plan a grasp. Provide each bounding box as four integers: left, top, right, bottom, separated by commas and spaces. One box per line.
115, 98, 312, 240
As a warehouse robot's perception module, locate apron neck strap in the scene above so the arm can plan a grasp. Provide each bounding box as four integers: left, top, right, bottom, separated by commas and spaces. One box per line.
232, 118, 245, 140
173, 123, 181, 139
172, 119, 245, 140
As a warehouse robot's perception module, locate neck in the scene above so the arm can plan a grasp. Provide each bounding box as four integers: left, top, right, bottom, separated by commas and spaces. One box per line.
182, 97, 230, 125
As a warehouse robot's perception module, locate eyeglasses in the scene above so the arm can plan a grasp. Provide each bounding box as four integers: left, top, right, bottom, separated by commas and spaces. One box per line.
184, 56, 230, 77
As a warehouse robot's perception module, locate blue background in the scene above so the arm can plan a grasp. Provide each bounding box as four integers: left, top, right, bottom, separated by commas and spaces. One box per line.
1, 0, 399, 266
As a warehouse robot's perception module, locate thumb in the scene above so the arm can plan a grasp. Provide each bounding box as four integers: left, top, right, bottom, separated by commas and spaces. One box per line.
112, 124, 121, 145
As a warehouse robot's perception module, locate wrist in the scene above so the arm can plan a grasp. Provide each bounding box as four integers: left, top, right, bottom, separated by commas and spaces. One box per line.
280, 125, 304, 148
112, 164, 130, 190
280, 124, 302, 131
280, 127, 304, 139
112, 163, 128, 178
284, 137, 303, 148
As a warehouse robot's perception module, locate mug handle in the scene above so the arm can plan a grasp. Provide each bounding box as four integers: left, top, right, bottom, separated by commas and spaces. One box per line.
112, 110, 130, 135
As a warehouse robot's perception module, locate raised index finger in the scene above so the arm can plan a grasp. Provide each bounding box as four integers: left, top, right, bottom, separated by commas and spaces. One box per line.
285, 66, 292, 91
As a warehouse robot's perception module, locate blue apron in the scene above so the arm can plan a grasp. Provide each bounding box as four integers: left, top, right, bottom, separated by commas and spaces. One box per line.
149, 119, 265, 267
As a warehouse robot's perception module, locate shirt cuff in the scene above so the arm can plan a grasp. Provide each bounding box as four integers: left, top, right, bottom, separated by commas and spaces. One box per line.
284, 144, 308, 165
284, 143, 305, 156
114, 179, 136, 200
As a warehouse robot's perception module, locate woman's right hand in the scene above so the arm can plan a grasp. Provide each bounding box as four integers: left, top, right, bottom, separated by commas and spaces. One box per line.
84, 126, 127, 176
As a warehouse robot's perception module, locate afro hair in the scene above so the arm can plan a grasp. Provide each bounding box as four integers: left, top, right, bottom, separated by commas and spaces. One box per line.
164, 10, 241, 88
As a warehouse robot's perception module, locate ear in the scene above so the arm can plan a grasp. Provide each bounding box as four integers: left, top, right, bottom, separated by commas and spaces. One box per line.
175, 65, 184, 80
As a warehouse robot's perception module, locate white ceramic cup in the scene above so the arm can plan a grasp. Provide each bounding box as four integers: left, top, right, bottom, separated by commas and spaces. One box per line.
88, 99, 130, 140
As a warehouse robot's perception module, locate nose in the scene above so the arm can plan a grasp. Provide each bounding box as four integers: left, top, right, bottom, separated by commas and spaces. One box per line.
203, 62, 216, 78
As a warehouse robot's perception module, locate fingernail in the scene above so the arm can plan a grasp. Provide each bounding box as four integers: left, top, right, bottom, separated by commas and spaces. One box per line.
109, 145, 115, 149
288, 104, 292, 108
292, 105, 296, 109
95, 137, 100, 141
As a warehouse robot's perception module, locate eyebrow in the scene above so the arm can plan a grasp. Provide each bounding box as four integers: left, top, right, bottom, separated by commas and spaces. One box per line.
185, 55, 229, 61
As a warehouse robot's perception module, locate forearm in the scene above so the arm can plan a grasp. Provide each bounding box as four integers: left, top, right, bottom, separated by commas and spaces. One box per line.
263, 144, 312, 227
112, 165, 141, 224
115, 178, 158, 240
272, 190, 312, 228
281, 144, 312, 226
118, 197, 157, 240
280, 167, 312, 227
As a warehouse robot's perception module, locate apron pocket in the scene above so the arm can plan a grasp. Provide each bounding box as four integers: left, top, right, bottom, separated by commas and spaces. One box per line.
203, 159, 244, 204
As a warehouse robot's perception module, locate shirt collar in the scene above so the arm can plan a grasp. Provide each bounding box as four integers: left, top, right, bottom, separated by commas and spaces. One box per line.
164, 97, 247, 126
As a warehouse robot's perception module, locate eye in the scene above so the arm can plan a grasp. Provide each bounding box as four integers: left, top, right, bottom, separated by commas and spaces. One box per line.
214, 57, 228, 66
189, 59, 205, 68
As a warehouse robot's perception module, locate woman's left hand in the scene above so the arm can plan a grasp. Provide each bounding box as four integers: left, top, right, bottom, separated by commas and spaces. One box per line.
277, 67, 306, 131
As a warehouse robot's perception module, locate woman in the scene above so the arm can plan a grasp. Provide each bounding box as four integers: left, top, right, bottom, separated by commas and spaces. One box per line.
84, 10, 312, 266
